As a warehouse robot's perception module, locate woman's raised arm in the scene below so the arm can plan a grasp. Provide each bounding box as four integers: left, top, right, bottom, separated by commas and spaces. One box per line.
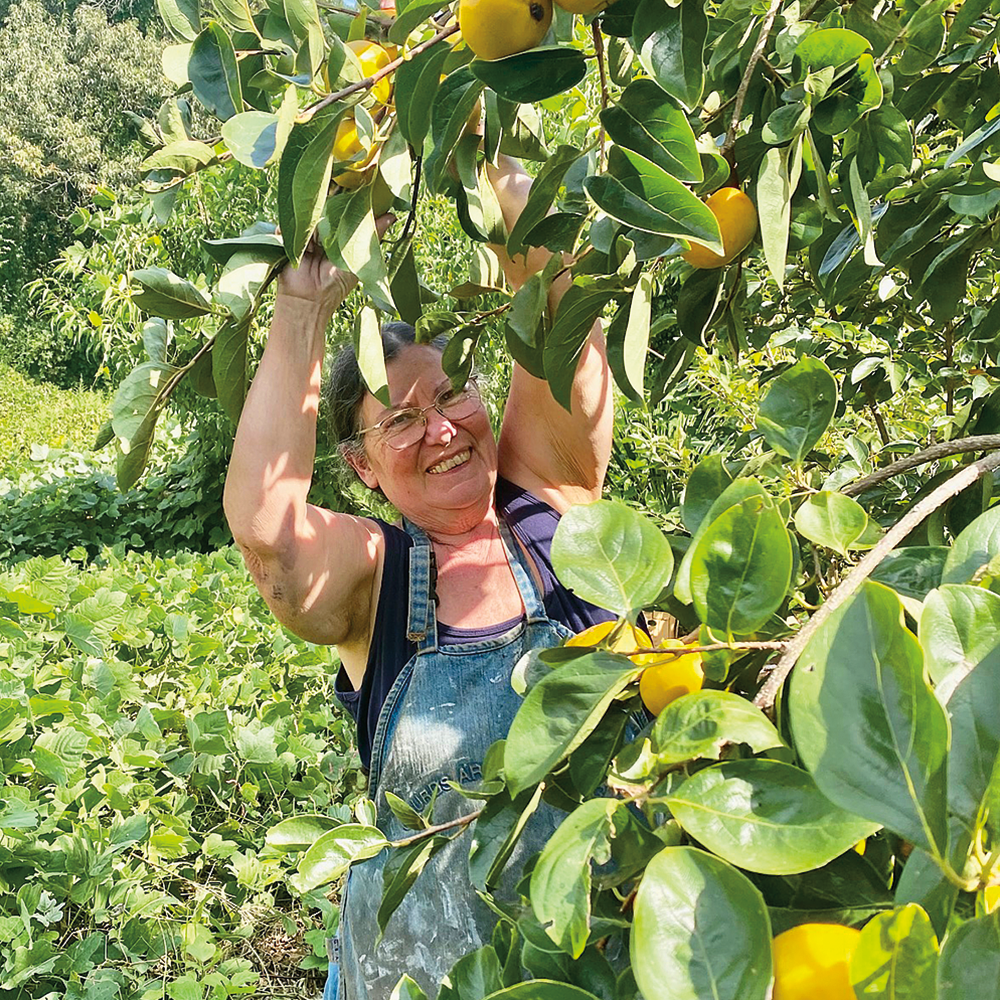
486, 156, 614, 513
223, 249, 383, 655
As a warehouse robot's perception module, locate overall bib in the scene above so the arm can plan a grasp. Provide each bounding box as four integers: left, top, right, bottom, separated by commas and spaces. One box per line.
333, 517, 573, 1000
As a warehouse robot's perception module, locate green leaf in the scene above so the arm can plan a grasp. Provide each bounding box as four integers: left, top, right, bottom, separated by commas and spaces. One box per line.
393, 42, 450, 150
605, 270, 651, 403
283, 0, 321, 40
666, 759, 879, 875
682, 454, 734, 535
377, 835, 449, 939
216, 252, 272, 319
919, 584, 1000, 691
202, 230, 287, 266
424, 67, 484, 193
470, 47, 588, 104
222, 93, 296, 169
756, 356, 838, 464
385, 791, 427, 831
111, 361, 179, 443
353, 306, 389, 407
790, 582, 950, 857
481, 984, 600, 1000
215, 0, 256, 33
213, 314, 251, 423
507, 145, 582, 257
794, 491, 869, 556
468, 784, 544, 891
285, 115, 340, 265
937, 911, 1000, 1000
585, 149, 722, 247
941, 504, 1000, 585
676, 267, 723, 345
600, 79, 702, 183
323, 185, 394, 313
503, 651, 643, 797
130, 267, 212, 319
530, 799, 618, 958
649, 690, 784, 765
189, 22, 243, 121
756, 135, 803, 290
157, 0, 200, 41
289, 824, 389, 893
34, 728, 89, 782
674, 477, 769, 605
542, 283, 617, 411
850, 904, 939, 999
690, 495, 792, 635
631, 847, 772, 1000
388, 0, 440, 43
551, 499, 674, 615
794, 27, 872, 72
141, 139, 217, 176
870, 547, 949, 601
390, 977, 428, 1000
944, 647, 1000, 856
438, 946, 503, 1000
265, 814, 340, 851
633, 0, 706, 109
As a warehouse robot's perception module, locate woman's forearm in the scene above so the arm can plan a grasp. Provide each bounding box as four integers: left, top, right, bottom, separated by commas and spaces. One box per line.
223, 294, 332, 555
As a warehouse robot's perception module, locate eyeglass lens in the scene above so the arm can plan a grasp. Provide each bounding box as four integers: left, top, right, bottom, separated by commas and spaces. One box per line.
383, 387, 480, 449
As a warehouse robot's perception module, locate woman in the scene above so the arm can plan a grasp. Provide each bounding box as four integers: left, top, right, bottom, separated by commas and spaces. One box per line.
223, 155, 616, 999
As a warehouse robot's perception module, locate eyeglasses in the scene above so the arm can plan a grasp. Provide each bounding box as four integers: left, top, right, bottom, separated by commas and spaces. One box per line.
357, 381, 482, 451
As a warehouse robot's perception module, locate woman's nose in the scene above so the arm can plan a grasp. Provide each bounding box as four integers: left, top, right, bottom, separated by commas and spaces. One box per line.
424, 408, 457, 444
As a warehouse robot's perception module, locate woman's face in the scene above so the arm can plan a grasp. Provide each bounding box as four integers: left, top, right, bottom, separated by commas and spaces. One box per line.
349, 345, 498, 533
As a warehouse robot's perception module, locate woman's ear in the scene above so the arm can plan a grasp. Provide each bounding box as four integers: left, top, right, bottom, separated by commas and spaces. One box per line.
342, 443, 380, 490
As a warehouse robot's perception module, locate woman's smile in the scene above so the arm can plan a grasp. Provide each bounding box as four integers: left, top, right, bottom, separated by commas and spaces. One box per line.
427, 448, 472, 475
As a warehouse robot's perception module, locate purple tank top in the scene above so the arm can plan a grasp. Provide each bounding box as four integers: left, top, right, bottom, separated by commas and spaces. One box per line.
334, 476, 617, 769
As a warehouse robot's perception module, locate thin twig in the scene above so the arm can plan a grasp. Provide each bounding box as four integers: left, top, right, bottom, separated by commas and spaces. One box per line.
592, 22, 609, 173
400, 155, 422, 243
868, 399, 890, 446
754, 449, 1000, 710
623, 641, 789, 659
304, 23, 460, 120
388, 808, 483, 849
723, 0, 783, 160
842, 434, 1000, 496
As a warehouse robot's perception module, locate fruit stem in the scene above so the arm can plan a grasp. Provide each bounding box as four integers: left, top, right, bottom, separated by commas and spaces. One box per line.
303, 22, 460, 120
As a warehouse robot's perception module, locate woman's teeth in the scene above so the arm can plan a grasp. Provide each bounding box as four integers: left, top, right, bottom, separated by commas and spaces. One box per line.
429, 449, 470, 474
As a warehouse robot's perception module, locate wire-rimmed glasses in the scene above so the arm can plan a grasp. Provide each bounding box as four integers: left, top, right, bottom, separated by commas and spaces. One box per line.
357, 380, 482, 451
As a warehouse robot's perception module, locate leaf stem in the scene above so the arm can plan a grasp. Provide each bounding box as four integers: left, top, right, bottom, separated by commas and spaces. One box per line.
754, 449, 1000, 709
592, 22, 609, 173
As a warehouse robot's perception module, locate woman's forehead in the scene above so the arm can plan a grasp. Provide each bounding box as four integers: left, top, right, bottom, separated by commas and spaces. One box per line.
361, 345, 447, 415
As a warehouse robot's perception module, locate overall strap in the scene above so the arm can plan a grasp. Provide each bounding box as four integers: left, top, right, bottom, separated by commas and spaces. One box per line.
497, 519, 548, 623
403, 518, 438, 649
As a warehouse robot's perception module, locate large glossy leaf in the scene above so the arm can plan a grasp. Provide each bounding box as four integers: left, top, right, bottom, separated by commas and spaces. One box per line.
674, 478, 769, 604
111, 362, 179, 443
468, 784, 543, 891
482, 984, 600, 1000
919, 584, 1000, 691
394, 42, 450, 151
377, 835, 450, 938
507, 145, 582, 257
551, 499, 674, 615
945, 647, 1000, 854
189, 22, 243, 121
649, 690, 783, 765
850, 904, 939, 999
471, 47, 587, 104
870, 547, 949, 601
222, 90, 296, 168
941, 504, 1000, 585
631, 847, 772, 1000
756, 356, 838, 463
633, 0, 706, 109
215, 251, 272, 319
130, 267, 212, 319
599, 79, 702, 183
585, 149, 721, 247
202, 230, 286, 266
265, 814, 339, 851
666, 759, 879, 875
141, 139, 216, 176
794, 27, 872, 72
681, 454, 734, 535
542, 282, 618, 411
605, 270, 651, 403
285, 114, 340, 266
213, 314, 251, 423
157, 0, 200, 41
690, 495, 792, 635
503, 651, 643, 797
757, 135, 803, 289
937, 911, 1000, 1000
790, 582, 950, 856
794, 491, 868, 556
530, 799, 618, 958
438, 946, 503, 1000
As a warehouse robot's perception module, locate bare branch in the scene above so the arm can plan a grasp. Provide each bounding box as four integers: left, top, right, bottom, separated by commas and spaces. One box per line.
754, 449, 1000, 710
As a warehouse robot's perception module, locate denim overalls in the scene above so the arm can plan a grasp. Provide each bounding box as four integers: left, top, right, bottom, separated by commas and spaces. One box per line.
327, 516, 573, 1000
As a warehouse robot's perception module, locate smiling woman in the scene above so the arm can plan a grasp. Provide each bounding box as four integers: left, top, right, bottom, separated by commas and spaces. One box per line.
222, 155, 618, 999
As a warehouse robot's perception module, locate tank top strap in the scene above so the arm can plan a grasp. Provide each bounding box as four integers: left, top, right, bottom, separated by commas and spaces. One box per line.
402, 518, 437, 650
497, 518, 547, 623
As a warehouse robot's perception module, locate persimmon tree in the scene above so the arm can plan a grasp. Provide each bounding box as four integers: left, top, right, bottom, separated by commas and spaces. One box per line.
117, 0, 1000, 995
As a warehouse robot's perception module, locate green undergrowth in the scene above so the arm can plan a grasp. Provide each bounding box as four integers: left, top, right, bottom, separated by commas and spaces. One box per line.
0, 544, 364, 1000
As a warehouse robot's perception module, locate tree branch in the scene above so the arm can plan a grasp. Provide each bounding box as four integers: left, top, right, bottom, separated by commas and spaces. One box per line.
303, 23, 459, 120
754, 449, 1000, 710
842, 434, 1000, 497
722, 0, 783, 161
